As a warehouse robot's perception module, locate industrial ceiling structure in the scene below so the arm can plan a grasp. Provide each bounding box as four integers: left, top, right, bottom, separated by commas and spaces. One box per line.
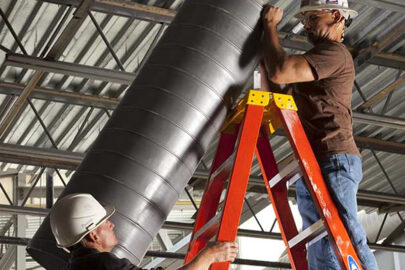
0, 0, 405, 269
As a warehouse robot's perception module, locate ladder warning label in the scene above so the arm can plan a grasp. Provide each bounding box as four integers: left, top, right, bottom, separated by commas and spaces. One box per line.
347, 255, 360, 270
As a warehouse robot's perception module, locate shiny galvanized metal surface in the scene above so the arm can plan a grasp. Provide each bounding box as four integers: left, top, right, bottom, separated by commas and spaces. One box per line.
0, 0, 404, 269
27, 0, 265, 268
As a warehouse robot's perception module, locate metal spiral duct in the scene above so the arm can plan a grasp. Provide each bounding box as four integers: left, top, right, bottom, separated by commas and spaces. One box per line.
27, 0, 265, 268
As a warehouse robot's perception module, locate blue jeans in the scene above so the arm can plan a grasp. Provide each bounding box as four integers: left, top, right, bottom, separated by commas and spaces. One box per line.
296, 154, 379, 270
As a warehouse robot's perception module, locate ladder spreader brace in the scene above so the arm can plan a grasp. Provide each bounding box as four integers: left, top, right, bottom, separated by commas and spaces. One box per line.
184, 89, 363, 270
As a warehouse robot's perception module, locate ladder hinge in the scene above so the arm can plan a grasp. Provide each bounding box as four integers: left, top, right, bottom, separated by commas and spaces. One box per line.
272, 93, 297, 111
247, 90, 270, 106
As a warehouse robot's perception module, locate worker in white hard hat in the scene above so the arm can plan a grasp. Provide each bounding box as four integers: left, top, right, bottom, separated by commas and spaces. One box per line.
261, 0, 379, 269
50, 193, 238, 270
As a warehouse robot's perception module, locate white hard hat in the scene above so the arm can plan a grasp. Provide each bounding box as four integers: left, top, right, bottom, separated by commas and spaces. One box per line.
50, 193, 115, 248
295, 0, 358, 20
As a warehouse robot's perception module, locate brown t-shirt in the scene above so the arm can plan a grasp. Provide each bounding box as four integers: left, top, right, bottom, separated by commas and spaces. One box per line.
293, 41, 360, 159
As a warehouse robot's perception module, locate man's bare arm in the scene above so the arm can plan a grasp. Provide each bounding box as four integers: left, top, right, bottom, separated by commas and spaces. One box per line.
262, 6, 315, 84
177, 242, 238, 270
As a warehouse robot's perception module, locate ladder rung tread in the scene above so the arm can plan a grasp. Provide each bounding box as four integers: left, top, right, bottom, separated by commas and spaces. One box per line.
192, 213, 221, 242
269, 160, 300, 188
308, 230, 328, 247
288, 219, 325, 249
209, 152, 236, 181
287, 173, 302, 188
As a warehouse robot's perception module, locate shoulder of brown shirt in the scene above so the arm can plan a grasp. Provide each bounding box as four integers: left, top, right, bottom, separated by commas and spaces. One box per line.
318, 41, 348, 51
316, 41, 352, 61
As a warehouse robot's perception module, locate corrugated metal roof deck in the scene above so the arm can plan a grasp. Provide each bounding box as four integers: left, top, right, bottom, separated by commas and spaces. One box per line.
0, 0, 404, 269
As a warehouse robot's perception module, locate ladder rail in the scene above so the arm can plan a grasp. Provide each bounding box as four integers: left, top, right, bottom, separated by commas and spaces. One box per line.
184, 132, 238, 263
211, 104, 267, 270
278, 108, 363, 270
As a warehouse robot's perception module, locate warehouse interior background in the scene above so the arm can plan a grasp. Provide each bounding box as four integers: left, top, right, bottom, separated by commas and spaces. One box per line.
0, 0, 405, 269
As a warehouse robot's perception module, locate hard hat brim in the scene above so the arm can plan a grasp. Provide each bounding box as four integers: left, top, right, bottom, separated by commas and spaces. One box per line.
56, 203, 116, 248
295, 5, 358, 20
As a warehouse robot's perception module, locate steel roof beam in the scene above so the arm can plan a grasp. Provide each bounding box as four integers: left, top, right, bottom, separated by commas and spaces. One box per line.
0, 134, 405, 172
367, 53, 405, 70
4, 204, 405, 240
3, 82, 405, 131
1, 155, 405, 206
0, 204, 49, 217
193, 170, 405, 207
17, 186, 64, 201
352, 111, 405, 131
353, 136, 405, 155
2, 232, 405, 253
40, 0, 176, 24
0, 142, 83, 170
0, 82, 118, 110
277, 32, 405, 70
6, 39, 405, 81
357, 74, 405, 112
5, 53, 134, 85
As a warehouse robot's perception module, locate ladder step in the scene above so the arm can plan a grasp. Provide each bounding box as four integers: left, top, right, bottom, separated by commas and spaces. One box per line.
192, 213, 222, 242
288, 219, 325, 249
308, 230, 328, 247
287, 172, 302, 188
209, 152, 236, 182
269, 159, 300, 188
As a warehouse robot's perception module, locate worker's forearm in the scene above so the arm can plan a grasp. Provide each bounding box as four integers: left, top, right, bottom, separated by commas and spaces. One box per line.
263, 23, 289, 78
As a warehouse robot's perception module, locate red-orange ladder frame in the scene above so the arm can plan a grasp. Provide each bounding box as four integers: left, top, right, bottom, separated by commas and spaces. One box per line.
184, 88, 363, 270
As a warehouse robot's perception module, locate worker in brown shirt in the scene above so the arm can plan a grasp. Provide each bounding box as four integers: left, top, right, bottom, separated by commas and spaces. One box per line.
261, 0, 379, 269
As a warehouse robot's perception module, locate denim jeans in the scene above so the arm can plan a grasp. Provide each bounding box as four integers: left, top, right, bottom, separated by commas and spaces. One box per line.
296, 154, 379, 270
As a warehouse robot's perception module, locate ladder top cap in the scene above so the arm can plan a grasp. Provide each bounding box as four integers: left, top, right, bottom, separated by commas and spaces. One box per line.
246, 90, 297, 111
247, 90, 271, 106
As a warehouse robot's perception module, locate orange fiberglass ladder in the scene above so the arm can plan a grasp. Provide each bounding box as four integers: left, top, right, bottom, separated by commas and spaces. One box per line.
183, 68, 363, 270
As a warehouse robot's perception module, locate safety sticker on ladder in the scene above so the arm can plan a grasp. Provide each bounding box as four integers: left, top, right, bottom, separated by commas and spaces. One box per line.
347, 255, 360, 270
